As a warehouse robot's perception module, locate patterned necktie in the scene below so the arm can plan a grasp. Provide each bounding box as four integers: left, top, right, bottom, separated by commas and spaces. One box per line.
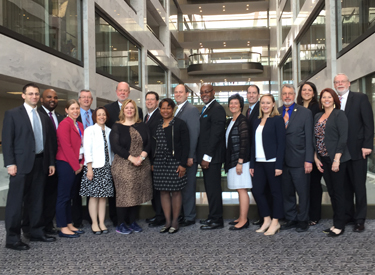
32, 109, 43, 153
283, 107, 289, 128
49, 112, 57, 130
247, 107, 252, 119
145, 114, 150, 123
85, 111, 90, 129
339, 96, 343, 104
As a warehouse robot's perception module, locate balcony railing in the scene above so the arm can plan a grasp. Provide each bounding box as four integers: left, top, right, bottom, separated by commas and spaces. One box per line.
183, 18, 275, 31
188, 52, 261, 65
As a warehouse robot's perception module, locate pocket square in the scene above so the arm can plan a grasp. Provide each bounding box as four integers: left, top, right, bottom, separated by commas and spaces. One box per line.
203, 114, 208, 118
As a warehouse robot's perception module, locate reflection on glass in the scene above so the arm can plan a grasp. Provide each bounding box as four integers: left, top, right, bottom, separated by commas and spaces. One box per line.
1, 0, 82, 61
169, 0, 178, 31
95, 13, 140, 87
281, 53, 293, 85
281, 0, 292, 43
298, 0, 307, 13
337, 0, 375, 52
188, 52, 261, 65
147, 56, 166, 98
298, 8, 326, 81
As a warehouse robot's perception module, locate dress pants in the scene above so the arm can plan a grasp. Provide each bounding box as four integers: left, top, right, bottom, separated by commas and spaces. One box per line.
43, 173, 58, 229
202, 163, 223, 221
321, 157, 347, 230
281, 165, 310, 222
252, 162, 284, 219
71, 170, 85, 226
55, 160, 81, 228
181, 162, 198, 221
344, 158, 368, 224
309, 164, 323, 222
5, 155, 45, 244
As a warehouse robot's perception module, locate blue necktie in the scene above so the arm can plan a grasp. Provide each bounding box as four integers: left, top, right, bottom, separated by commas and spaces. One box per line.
201, 106, 206, 116
32, 109, 43, 153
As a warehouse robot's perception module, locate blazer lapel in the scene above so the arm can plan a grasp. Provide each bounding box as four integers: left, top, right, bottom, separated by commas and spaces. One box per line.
21, 105, 34, 135
345, 91, 354, 116
286, 105, 298, 130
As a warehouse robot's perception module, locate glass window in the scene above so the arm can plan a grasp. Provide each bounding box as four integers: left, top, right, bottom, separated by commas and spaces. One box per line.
337, 0, 375, 52
169, 0, 178, 32
298, 8, 326, 82
95, 13, 141, 87
1, 0, 82, 61
281, 0, 292, 43
281, 52, 293, 85
298, 0, 306, 13
147, 55, 167, 98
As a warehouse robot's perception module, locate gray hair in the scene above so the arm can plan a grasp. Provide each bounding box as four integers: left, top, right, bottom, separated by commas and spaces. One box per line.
78, 89, 92, 99
281, 84, 296, 94
334, 73, 350, 82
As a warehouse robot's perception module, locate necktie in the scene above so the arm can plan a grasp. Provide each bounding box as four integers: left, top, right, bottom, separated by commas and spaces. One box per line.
201, 106, 206, 116
247, 107, 252, 119
145, 114, 150, 123
85, 111, 90, 129
49, 112, 57, 130
283, 107, 289, 128
339, 96, 343, 104
32, 109, 43, 153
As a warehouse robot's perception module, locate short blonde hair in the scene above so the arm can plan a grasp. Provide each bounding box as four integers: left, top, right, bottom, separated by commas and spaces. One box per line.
258, 94, 280, 118
118, 99, 141, 123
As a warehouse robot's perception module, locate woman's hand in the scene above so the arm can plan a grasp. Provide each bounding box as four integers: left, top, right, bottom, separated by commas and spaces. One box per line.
87, 167, 94, 181
75, 164, 83, 175
236, 163, 243, 175
151, 165, 154, 172
176, 165, 186, 178
275, 169, 282, 176
331, 161, 340, 172
129, 155, 142, 166
250, 168, 254, 177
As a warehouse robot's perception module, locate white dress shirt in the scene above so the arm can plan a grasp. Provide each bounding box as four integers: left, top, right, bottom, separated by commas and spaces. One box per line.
339, 90, 349, 111
42, 105, 59, 129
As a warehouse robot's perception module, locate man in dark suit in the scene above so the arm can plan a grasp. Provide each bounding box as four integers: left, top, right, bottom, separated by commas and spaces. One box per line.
2, 83, 56, 250
174, 84, 200, 227
104, 82, 143, 226
38, 89, 64, 234
334, 73, 374, 232
197, 84, 226, 230
278, 84, 314, 232
143, 91, 165, 227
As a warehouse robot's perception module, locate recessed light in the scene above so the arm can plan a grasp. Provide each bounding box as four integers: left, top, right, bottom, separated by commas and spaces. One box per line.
247, 4, 249, 6
246, 8, 249, 10
200, 10, 202, 12
223, 5, 225, 7
199, 6, 201, 9
223, 9, 225, 11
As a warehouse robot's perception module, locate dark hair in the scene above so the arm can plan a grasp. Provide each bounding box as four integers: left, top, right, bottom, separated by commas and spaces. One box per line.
319, 88, 341, 110
159, 98, 176, 109
297, 82, 318, 106
65, 99, 79, 109
22, 83, 40, 94
146, 91, 159, 101
92, 107, 110, 124
247, 84, 260, 94
228, 93, 244, 112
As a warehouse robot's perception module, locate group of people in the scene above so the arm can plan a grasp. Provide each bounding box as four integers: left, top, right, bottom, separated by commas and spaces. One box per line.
2, 73, 373, 251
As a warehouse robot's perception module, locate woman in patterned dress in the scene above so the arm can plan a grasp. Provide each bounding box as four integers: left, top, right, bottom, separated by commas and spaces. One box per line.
152, 98, 190, 234
80, 107, 114, 235
110, 99, 152, 235
313, 88, 350, 237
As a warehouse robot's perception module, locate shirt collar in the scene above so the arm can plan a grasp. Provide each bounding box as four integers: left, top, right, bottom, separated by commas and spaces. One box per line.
42, 105, 54, 114
340, 90, 350, 98
205, 99, 216, 108
147, 108, 158, 117
80, 108, 91, 114
23, 102, 36, 113
283, 102, 295, 110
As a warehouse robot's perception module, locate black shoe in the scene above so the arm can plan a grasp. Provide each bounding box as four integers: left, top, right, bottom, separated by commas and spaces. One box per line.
346, 219, 355, 225
23, 232, 30, 239
353, 223, 365, 233
160, 226, 171, 233
146, 216, 156, 223
30, 235, 56, 242
44, 227, 58, 235
200, 221, 224, 230
200, 219, 214, 225
229, 220, 238, 225
328, 229, 344, 237
168, 227, 179, 234
280, 220, 298, 230
252, 219, 263, 226
6, 241, 30, 251
323, 228, 332, 234
295, 221, 309, 233
148, 219, 165, 227
58, 231, 80, 238
178, 216, 185, 223
229, 220, 249, 231
91, 227, 102, 235
179, 219, 195, 227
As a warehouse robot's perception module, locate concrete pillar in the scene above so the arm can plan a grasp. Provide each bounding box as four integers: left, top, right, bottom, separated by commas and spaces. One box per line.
326, 0, 337, 83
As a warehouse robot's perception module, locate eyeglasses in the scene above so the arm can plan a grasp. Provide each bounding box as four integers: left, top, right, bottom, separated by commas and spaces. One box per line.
25, 93, 40, 96
334, 80, 348, 84
79, 96, 92, 99
200, 89, 213, 95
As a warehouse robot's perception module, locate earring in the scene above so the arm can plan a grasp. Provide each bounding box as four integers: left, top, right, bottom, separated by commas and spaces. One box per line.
334, 104, 336, 108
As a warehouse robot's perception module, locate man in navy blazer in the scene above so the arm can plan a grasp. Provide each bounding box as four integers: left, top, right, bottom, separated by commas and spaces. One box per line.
174, 84, 200, 227
2, 83, 56, 250
197, 84, 226, 230
278, 84, 314, 232
334, 73, 374, 232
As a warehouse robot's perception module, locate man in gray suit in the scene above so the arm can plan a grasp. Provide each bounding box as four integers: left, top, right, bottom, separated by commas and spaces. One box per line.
174, 84, 200, 227
278, 84, 314, 232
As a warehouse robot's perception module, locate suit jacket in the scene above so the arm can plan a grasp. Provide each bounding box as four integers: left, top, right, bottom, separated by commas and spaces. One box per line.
245, 101, 260, 146
344, 91, 374, 160
56, 117, 85, 171
145, 108, 162, 137
314, 109, 351, 163
196, 100, 226, 164
250, 115, 286, 170
37, 106, 64, 157
104, 101, 143, 129
175, 102, 200, 160
2, 105, 54, 174
278, 104, 314, 167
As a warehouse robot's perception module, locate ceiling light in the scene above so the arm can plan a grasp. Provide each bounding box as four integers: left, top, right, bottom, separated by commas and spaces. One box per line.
247, 4, 249, 6
223, 5, 225, 7
199, 6, 201, 9
223, 9, 225, 11
200, 10, 202, 12
7, 92, 23, 95
246, 8, 249, 10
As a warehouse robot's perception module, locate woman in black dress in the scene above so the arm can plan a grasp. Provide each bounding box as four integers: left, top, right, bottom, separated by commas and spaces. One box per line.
297, 82, 323, 226
152, 98, 190, 234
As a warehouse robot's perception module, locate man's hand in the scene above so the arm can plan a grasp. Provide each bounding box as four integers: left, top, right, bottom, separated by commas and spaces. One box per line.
304, 162, 313, 174
201, 160, 210, 170
48, 166, 55, 176
362, 148, 372, 159
7, 165, 17, 176
187, 158, 194, 167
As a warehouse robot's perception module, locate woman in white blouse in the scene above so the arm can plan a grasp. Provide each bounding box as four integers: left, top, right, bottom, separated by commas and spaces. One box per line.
80, 107, 114, 235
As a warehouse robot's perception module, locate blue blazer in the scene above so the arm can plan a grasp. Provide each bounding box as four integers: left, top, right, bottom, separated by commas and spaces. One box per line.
250, 115, 286, 170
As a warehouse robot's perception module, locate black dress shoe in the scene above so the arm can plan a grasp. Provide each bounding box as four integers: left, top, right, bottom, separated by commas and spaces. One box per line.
252, 219, 263, 226
146, 216, 156, 223
200, 219, 214, 225
323, 228, 332, 234
6, 241, 30, 251
44, 227, 58, 235
229, 220, 238, 225
353, 223, 365, 232
179, 219, 195, 227
328, 229, 345, 237
296, 221, 309, 233
168, 227, 179, 234
280, 220, 298, 230
148, 219, 165, 227
23, 232, 30, 239
229, 220, 249, 230
30, 235, 56, 242
200, 221, 224, 230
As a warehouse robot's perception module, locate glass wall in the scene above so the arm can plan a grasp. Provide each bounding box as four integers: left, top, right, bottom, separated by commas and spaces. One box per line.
298, 0, 306, 13
95, 13, 141, 87
337, 0, 375, 52
280, 0, 292, 43
169, 0, 178, 32
147, 55, 167, 98
298, 7, 326, 82
0, 0, 82, 61
281, 52, 293, 85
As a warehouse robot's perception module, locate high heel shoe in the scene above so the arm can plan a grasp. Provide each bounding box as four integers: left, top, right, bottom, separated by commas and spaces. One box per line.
264, 224, 280, 236
91, 226, 102, 235
229, 219, 249, 230
160, 226, 170, 233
